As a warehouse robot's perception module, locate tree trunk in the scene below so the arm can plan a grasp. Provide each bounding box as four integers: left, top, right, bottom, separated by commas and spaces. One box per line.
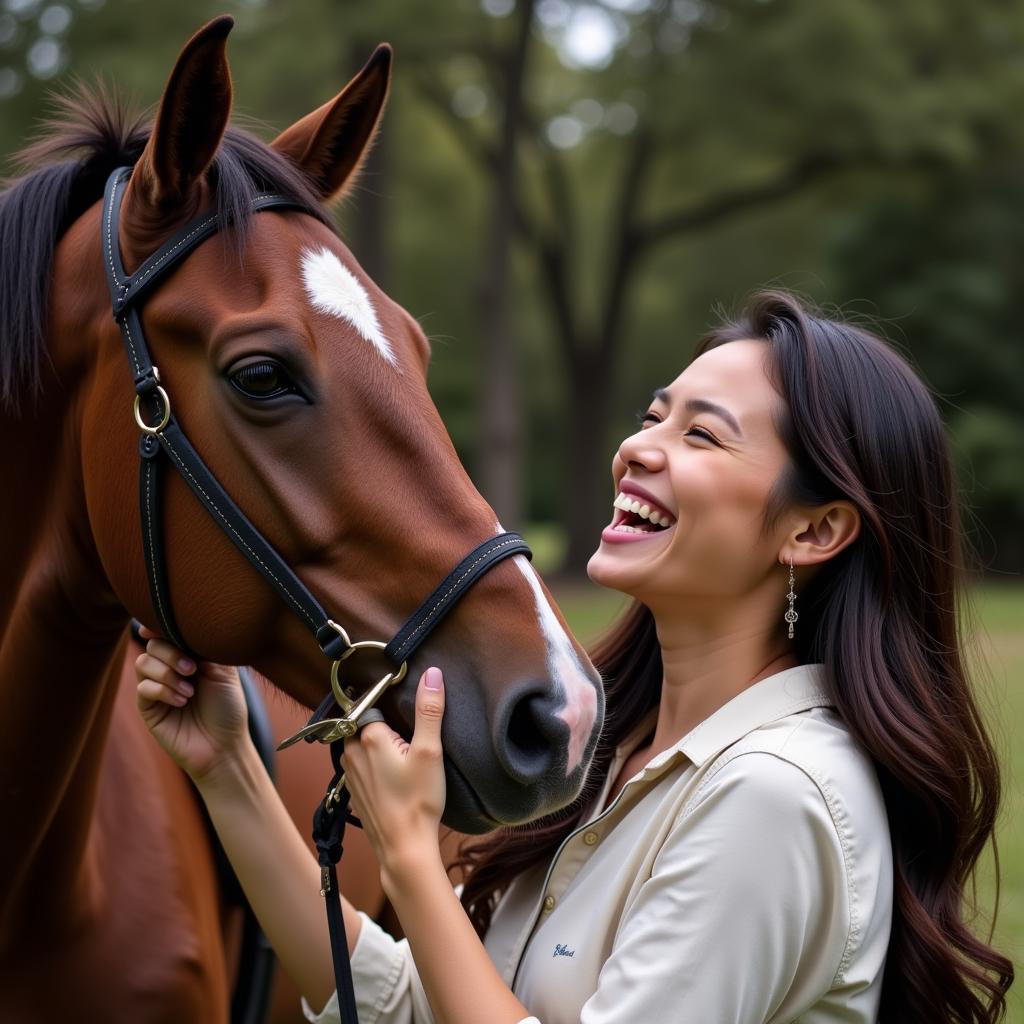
562, 349, 615, 578
478, 0, 535, 530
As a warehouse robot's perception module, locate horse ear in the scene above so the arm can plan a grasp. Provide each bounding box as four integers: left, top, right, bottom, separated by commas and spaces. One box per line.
271, 44, 392, 201
129, 16, 234, 212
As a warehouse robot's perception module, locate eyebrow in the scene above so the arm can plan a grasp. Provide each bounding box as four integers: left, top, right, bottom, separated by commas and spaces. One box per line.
652, 388, 743, 437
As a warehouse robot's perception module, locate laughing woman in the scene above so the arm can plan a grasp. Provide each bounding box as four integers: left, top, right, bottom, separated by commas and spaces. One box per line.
136, 291, 1013, 1024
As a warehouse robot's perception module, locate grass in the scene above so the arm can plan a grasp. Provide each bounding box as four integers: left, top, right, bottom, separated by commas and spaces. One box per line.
973, 584, 1024, 1022
548, 575, 1024, 1019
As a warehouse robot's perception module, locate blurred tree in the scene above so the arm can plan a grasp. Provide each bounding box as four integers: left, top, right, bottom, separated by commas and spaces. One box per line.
478, 0, 535, 529
417, 0, 1024, 573
950, 407, 1024, 576
829, 161, 1024, 573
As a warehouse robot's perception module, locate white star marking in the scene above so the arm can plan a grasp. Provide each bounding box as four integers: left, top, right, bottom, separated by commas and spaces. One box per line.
300, 246, 396, 366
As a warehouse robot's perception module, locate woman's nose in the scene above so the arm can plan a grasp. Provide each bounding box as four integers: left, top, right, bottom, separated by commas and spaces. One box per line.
616, 429, 668, 473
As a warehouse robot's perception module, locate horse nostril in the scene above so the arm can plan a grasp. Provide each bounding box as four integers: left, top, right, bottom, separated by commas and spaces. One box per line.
507, 698, 550, 760
494, 683, 565, 785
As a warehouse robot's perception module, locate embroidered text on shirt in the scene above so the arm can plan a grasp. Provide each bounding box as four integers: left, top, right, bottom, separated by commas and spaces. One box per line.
553, 944, 575, 958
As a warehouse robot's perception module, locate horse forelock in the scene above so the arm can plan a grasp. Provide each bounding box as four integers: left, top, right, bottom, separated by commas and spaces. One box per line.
0, 82, 331, 417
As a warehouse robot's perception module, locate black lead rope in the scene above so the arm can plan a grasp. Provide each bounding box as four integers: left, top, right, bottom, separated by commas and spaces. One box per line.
312, 739, 361, 1024
102, 166, 533, 1023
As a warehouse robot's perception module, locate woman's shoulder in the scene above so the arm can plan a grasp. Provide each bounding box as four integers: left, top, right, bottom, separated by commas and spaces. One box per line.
685, 702, 893, 945
675, 704, 894, 987
694, 703, 889, 841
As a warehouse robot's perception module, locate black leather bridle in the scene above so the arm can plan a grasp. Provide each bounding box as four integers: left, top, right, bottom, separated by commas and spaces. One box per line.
102, 166, 531, 1022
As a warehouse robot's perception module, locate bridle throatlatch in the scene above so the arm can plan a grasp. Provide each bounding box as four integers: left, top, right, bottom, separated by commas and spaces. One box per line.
103, 167, 532, 1023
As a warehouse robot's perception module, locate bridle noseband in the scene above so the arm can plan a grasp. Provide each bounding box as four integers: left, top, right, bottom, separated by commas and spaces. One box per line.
102, 166, 531, 1021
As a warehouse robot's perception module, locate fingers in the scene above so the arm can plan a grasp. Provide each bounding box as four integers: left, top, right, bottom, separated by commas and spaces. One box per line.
353, 721, 405, 758
135, 638, 195, 679
137, 677, 192, 708
135, 651, 195, 695
344, 668, 445, 766
411, 668, 445, 760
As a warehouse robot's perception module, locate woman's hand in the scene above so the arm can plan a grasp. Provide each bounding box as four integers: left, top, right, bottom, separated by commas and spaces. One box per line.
341, 667, 448, 890
343, 671, 535, 1024
135, 625, 249, 782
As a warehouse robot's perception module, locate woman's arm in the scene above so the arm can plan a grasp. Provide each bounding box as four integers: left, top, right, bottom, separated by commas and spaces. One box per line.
135, 634, 359, 1010
138, 636, 533, 1022
342, 668, 532, 1024
382, 848, 529, 1024
194, 738, 358, 1012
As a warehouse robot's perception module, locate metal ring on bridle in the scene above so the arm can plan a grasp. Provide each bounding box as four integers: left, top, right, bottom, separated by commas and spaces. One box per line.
307, 668, 406, 744
133, 386, 171, 434
330, 639, 408, 712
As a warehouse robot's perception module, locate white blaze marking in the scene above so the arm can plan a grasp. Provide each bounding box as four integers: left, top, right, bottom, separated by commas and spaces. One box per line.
511, 553, 599, 776
300, 246, 396, 366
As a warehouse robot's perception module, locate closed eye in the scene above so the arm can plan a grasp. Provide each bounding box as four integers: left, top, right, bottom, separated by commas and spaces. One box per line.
637, 412, 719, 445
684, 425, 719, 444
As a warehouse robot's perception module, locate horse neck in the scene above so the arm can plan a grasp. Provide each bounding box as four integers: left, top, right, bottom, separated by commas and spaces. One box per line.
0, 373, 131, 934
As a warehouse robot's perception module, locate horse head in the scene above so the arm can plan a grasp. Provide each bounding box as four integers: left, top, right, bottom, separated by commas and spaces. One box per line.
36, 17, 602, 832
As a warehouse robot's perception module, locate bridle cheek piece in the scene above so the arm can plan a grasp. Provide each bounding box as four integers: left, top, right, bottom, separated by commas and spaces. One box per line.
102, 167, 531, 1021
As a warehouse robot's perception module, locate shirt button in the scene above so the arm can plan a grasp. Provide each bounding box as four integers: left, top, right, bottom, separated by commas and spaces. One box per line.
542, 894, 556, 913
583, 831, 599, 846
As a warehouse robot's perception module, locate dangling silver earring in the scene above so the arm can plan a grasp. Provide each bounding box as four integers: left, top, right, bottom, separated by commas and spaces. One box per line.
785, 558, 798, 639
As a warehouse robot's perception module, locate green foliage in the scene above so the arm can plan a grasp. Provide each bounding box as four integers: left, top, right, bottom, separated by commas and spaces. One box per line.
951, 407, 1024, 574
829, 164, 1024, 571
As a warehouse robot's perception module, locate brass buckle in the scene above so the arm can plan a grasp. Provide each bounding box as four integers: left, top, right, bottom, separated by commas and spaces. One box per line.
331, 640, 408, 712
133, 384, 171, 434
277, 626, 408, 750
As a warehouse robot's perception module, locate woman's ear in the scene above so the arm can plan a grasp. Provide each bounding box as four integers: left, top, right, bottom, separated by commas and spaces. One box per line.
782, 501, 861, 567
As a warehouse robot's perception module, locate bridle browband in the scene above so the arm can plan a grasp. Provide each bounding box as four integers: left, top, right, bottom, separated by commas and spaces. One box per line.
102, 166, 531, 1022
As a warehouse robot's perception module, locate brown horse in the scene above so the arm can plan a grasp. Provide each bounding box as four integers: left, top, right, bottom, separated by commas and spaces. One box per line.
0, 17, 603, 1023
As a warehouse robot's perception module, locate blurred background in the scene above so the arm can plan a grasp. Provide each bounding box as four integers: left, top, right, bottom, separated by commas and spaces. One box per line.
2, 0, 1021, 1013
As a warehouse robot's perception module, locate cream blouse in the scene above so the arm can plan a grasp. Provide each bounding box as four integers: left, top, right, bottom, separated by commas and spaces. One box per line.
305, 663, 893, 1023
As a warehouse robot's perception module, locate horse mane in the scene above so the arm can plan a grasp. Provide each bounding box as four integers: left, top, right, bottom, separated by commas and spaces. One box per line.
0, 83, 330, 415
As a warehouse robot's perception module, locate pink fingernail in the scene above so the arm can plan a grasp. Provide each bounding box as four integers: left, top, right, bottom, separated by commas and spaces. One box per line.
178, 658, 195, 673
423, 668, 443, 690
178, 681, 194, 697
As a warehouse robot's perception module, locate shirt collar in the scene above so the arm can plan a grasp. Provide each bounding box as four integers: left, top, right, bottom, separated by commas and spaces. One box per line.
627, 663, 833, 775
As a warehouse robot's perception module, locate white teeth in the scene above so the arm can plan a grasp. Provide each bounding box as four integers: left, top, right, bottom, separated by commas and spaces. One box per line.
611, 491, 675, 528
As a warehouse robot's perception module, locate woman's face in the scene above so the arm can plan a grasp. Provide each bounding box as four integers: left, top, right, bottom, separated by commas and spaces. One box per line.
587, 339, 794, 608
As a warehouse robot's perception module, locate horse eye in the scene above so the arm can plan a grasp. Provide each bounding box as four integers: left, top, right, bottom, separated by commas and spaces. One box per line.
229, 360, 298, 400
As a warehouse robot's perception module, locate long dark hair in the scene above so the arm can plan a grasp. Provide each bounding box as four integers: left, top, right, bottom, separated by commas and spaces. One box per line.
456, 291, 1014, 1023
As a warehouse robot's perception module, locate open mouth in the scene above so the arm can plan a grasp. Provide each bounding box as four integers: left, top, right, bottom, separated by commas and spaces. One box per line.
607, 490, 676, 536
